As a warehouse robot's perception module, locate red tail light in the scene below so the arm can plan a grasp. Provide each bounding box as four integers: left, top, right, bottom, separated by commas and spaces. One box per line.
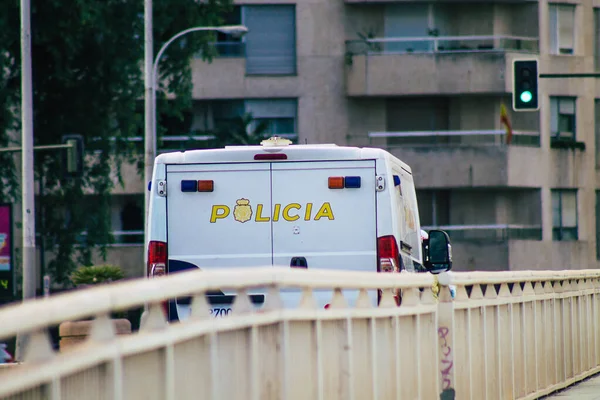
377, 236, 400, 273
147, 240, 168, 317
377, 236, 401, 306
148, 241, 167, 277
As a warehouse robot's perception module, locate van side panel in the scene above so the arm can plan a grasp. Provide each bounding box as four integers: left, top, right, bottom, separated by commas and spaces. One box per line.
391, 165, 422, 271
147, 162, 168, 265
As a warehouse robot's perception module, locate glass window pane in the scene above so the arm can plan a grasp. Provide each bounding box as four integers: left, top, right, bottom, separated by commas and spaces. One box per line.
559, 97, 575, 115
558, 116, 575, 137
561, 227, 578, 241
595, 8, 600, 70
558, 5, 575, 51
561, 191, 577, 228
549, 5, 558, 54
552, 191, 561, 228
272, 118, 295, 134
550, 97, 559, 134
244, 5, 296, 75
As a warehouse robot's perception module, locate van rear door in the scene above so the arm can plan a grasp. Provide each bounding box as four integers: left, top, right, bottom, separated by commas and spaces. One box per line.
271, 160, 377, 307
166, 163, 272, 271
165, 163, 272, 320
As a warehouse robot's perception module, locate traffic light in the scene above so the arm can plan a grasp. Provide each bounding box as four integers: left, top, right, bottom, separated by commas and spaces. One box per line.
61, 134, 84, 178
512, 59, 539, 111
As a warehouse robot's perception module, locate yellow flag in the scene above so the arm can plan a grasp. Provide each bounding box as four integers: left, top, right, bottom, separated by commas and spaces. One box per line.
500, 103, 513, 145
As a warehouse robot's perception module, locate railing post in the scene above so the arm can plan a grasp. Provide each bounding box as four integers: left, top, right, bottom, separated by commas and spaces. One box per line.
437, 274, 456, 400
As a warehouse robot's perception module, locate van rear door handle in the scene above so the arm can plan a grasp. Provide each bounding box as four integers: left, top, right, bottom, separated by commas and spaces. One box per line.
290, 257, 308, 269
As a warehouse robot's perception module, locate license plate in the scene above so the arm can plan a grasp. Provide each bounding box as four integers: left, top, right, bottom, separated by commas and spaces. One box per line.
210, 306, 232, 318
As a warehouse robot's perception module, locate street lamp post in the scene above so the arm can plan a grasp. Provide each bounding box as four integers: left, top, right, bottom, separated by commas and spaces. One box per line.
143, 25, 248, 259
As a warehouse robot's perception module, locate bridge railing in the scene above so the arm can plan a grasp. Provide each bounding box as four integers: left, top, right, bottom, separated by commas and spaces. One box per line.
0, 268, 599, 400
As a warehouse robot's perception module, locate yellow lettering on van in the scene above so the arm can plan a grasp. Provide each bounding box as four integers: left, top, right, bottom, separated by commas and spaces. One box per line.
304, 203, 313, 221
272, 204, 281, 222
210, 205, 230, 223
314, 202, 334, 221
283, 203, 301, 221
255, 204, 270, 222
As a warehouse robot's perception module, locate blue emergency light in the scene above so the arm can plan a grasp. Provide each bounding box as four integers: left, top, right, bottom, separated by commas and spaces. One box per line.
181, 180, 197, 192
344, 176, 361, 188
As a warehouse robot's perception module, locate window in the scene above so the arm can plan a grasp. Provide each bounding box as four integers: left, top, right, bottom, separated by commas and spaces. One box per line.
193, 99, 298, 140
596, 100, 600, 168
552, 189, 578, 241
549, 4, 575, 55
384, 4, 431, 53
416, 190, 450, 227
596, 191, 600, 259
594, 8, 600, 70
550, 97, 576, 141
117, 195, 144, 244
245, 99, 297, 138
243, 5, 296, 75
214, 6, 244, 57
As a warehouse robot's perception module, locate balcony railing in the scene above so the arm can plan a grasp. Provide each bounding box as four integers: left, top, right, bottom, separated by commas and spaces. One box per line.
157, 133, 298, 152
89, 134, 299, 154
422, 224, 543, 241
74, 230, 145, 246
369, 129, 540, 147
346, 35, 539, 56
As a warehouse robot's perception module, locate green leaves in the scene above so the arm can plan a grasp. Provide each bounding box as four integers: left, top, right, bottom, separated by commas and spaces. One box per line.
70, 264, 124, 286
0, 0, 233, 284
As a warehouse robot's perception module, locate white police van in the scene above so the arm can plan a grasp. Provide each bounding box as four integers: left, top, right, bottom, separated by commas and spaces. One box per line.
146, 137, 452, 321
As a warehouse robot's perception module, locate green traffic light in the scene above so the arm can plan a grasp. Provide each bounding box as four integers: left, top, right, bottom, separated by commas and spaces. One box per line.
520, 91, 532, 103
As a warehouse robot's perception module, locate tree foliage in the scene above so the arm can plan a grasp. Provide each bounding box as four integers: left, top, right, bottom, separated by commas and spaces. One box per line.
0, 0, 233, 284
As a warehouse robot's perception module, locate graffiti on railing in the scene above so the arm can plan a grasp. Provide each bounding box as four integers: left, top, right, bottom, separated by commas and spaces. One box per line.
438, 326, 453, 389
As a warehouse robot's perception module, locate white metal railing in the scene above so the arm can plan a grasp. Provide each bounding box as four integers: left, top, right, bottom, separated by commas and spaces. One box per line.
75, 230, 144, 246
0, 267, 599, 399
369, 130, 541, 147
422, 224, 543, 241
347, 35, 539, 55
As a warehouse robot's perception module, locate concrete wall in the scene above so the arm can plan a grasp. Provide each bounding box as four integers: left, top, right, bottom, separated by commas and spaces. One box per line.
346, 53, 513, 96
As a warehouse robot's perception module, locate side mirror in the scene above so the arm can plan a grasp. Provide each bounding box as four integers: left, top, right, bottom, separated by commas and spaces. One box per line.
424, 230, 452, 274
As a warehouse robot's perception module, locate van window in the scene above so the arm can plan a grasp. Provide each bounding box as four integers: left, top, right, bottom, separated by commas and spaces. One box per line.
394, 171, 422, 263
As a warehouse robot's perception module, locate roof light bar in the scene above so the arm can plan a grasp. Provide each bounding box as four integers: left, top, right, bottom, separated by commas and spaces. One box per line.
254, 153, 288, 160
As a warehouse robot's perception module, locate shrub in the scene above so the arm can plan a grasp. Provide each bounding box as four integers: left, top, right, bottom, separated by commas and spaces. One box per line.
70, 264, 125, 286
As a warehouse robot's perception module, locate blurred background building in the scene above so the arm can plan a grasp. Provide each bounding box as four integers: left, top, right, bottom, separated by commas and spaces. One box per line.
36, 0, 600, 278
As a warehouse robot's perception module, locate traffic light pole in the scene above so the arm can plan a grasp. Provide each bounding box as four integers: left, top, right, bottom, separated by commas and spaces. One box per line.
540, 73, 600, 78
17, 0, 35, 363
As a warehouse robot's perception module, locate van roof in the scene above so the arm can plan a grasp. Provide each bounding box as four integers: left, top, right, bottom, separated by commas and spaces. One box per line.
155, 142, 412, 173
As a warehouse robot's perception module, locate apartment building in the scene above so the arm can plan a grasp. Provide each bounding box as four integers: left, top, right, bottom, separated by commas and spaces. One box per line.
65, 0, 600, 279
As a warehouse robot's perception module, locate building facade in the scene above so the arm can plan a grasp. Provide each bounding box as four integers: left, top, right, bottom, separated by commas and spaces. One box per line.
19, 0, 600, 284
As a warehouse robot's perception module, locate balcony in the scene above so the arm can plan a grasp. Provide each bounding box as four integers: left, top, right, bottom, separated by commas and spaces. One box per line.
423, 224, 542, 242
370, 129, 543, 188
422, 224, 542, 271
345, 35, 539, 96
